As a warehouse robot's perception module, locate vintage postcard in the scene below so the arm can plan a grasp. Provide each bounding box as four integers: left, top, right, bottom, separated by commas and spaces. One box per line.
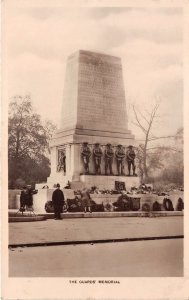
1, 0, 189, 299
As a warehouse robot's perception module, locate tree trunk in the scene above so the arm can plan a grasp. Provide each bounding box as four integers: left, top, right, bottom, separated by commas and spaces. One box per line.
143, 135, 149, 183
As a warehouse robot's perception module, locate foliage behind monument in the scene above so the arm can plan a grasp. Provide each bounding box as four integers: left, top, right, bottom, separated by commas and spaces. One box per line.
8, 95, 56, 188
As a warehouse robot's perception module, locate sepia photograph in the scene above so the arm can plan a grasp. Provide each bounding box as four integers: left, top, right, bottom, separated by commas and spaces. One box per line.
2, 0, 189, 299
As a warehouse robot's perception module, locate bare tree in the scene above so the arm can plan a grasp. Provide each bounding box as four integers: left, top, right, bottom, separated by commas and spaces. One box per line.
132, 102, 176, 182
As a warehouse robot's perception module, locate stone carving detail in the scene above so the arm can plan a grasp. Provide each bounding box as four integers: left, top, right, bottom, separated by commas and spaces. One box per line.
57, 148, 66, 174
115, 144, 125, 176
126, 145, 137, 176
93, 143, 103, 175
81, 142, 91, 174
104, 143, 114, 175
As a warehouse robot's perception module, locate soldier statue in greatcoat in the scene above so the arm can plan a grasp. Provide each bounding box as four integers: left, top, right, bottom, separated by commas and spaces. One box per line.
57, 151, 66, 173
93, 143, 103, 175
81, 142, 91, 174
115, 144, 125, 176
104, 143, 114, 175
126, 145, 137, 176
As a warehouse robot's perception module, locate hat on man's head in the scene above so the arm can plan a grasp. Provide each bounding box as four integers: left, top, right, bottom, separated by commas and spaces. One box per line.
23, 186, 27, 189
128, 145, 133, 148
121, 190, 127, 195
95, 142, 100, 145
56, 183, 60, 188
83, 142, 88, 145
117, 144, 122, 147
106, 143, 111, 146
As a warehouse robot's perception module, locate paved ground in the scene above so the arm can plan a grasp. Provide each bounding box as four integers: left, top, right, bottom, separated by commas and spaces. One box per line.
9, 238, 183, 277
9, 216, 183, 245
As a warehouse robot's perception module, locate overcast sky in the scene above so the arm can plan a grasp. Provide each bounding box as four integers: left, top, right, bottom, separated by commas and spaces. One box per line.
5, 3, 183, 140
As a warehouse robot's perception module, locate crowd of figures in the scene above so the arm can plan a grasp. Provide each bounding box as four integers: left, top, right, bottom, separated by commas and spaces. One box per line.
81, 142, 137, 176
18, 183, 184, 220
19, 185, 38, 213
44, 183, 184, 216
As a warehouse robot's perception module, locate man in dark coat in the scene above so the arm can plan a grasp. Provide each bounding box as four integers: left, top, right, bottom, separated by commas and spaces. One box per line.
20, 186, 28, 212
52, 183, 65, 220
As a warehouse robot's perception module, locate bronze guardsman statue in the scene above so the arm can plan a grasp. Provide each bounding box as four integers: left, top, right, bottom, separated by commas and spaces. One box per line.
93, 143, 103, 175
57, 151, 66, 173
115, 144, 125, 176
81, 142, 91, 174
104, 143, 114, 175
126, 145, 137, 176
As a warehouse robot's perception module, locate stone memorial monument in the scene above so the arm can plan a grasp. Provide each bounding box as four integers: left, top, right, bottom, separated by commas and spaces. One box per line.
46, 50, 139, 190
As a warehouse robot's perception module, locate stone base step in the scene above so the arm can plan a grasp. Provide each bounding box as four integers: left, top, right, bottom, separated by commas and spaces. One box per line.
9, 216, 46, 222
8, 209, 183, 220
39, 211, 183, 218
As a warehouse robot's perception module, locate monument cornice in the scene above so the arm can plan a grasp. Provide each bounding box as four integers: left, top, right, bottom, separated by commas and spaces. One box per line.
51, 127, 135, 143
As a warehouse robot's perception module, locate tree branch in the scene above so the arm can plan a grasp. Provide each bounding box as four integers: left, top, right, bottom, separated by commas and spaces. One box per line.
131, 121, 147, 134
146, 146, 182, 153
132, 105, 147, 133
148, 135, 176, 141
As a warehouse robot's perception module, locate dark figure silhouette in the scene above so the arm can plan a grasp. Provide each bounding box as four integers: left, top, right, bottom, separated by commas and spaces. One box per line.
52, 183, 65, 220
126, 145, 136, 176
81, 142, 91, 174
104, 143, 114, 175
115, 144, 125, 176
93, 143, 103, 174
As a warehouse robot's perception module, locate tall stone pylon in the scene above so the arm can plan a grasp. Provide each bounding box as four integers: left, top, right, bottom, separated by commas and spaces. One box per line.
47, 50, 139, 189
60, 50, 129, 135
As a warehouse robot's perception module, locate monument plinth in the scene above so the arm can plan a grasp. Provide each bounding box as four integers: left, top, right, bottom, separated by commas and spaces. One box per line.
47, 50, 139, 190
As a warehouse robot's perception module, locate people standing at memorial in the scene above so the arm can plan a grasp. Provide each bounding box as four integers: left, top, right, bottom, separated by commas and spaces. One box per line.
126, 145, 136, 176
81, 142, 91, 174
93, 143, 103, 175
52, 183, 65, 220
20, 185, 38, 212
81, 187, 92, 213
26, 185, 36, 207
115, 144, 126, 176
104, 143, 114, 175
20, 186, 28, 212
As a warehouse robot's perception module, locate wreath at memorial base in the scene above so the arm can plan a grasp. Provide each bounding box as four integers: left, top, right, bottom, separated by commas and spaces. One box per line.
90, 200, 104, 212
152, 201, 161, 211
130, 198, 140, 211
67, 198, 83, 212
45, 201, 54, 213
163, 198, 174, 211
142, 203, 150, 212
113, 196, 131, 211
104, 203, 113, 212
44, 201, 65, 213
176, 198, 184, 211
